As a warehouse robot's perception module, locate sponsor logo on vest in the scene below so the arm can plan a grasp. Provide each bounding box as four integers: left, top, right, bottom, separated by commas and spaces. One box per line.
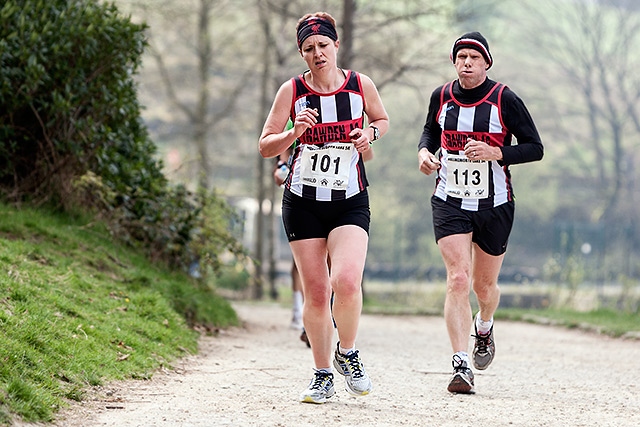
443, 132, 492, 150
299, 118, 363, 144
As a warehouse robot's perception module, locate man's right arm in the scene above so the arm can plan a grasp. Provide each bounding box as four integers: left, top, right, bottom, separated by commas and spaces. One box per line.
418, 88, 443, 154
418, 88, 443, 175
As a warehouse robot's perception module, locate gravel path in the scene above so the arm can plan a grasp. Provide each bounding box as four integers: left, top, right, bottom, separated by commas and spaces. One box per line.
25, 301, 640, 427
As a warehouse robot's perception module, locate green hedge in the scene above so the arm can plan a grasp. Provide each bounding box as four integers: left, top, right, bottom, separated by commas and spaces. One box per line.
0, 0, 245, 274
0, 0, 163, 203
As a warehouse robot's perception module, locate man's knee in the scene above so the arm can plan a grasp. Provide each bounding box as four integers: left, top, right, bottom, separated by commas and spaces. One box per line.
447, 270, 471, 295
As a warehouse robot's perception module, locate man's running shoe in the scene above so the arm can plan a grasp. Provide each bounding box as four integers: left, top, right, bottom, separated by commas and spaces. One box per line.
472, 322, 495, 370
333, 343, 372, 396
447, 354, 475, 394
300, 370, 335, 404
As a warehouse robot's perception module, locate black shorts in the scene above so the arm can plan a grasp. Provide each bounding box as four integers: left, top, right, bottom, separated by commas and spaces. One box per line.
282, 189, 370, 242
431, 196, 515, 256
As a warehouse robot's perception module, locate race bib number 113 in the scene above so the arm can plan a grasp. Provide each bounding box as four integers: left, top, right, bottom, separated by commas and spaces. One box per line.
445, 153, 490, 199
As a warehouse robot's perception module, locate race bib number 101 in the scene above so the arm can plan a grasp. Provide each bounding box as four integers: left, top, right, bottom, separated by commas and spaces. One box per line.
445, 153, 490, 199
299, 143, 353, 190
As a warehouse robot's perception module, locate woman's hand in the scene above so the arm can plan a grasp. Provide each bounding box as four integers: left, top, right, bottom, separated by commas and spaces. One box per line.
349, 128, 373, 153
293, 107, 318, 138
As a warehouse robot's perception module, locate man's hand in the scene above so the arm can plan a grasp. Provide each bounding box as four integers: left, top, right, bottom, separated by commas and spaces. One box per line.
418, 148, 440, 176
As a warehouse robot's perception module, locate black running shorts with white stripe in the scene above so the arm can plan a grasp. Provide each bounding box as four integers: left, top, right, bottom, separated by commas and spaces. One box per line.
431, 195, 514, 256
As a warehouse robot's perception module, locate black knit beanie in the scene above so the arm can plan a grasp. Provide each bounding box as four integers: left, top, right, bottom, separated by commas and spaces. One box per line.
450, 31, 493, 69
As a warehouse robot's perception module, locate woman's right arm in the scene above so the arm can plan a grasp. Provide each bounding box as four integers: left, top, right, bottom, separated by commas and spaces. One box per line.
259, 81, 318, 158
258, 81, 297, 159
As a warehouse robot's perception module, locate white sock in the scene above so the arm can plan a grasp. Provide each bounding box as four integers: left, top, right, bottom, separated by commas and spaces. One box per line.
316, 367, 332, 374
454, 351, 470, 367
476, 314, 493, 335
339, 345, 355, 356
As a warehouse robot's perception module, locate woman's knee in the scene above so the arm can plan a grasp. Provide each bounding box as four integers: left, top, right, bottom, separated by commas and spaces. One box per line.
331, 271, 362, 299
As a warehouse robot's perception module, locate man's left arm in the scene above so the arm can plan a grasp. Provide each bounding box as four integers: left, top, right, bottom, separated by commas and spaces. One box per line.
500, 89, 544, 165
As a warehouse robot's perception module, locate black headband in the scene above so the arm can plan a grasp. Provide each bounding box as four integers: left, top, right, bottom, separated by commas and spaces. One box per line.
296, 17, 338, 49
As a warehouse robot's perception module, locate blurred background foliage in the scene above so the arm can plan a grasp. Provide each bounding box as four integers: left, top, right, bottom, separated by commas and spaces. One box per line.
115, 0, 639, 296
1, 0, 638, 305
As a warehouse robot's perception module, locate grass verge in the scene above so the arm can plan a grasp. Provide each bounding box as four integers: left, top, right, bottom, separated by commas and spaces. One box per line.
362, 280, 640, 339
0, 204, 238, 425
496, 308, 640, 339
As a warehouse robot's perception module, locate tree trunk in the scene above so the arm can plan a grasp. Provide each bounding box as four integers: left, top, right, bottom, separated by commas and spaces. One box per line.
339, 0, 356, 69
267, 175, 279, 300
252, 0, 276, 300
195, 0, 212, 189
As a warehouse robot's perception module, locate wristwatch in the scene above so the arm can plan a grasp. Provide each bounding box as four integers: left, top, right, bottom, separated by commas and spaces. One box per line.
370, 125, 380, 142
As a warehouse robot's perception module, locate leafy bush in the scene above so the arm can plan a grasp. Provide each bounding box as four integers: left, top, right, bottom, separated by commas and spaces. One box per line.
0, 0, 245, 274
74, 172, 247, 275
215, 263, 252, 292
0, 0, 160, 204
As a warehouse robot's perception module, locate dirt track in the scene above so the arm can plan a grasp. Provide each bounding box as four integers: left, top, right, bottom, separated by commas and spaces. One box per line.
25, 301, 640, 427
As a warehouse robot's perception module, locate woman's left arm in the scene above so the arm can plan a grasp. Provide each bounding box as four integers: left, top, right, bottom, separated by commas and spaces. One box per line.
360, 73, 390, 142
